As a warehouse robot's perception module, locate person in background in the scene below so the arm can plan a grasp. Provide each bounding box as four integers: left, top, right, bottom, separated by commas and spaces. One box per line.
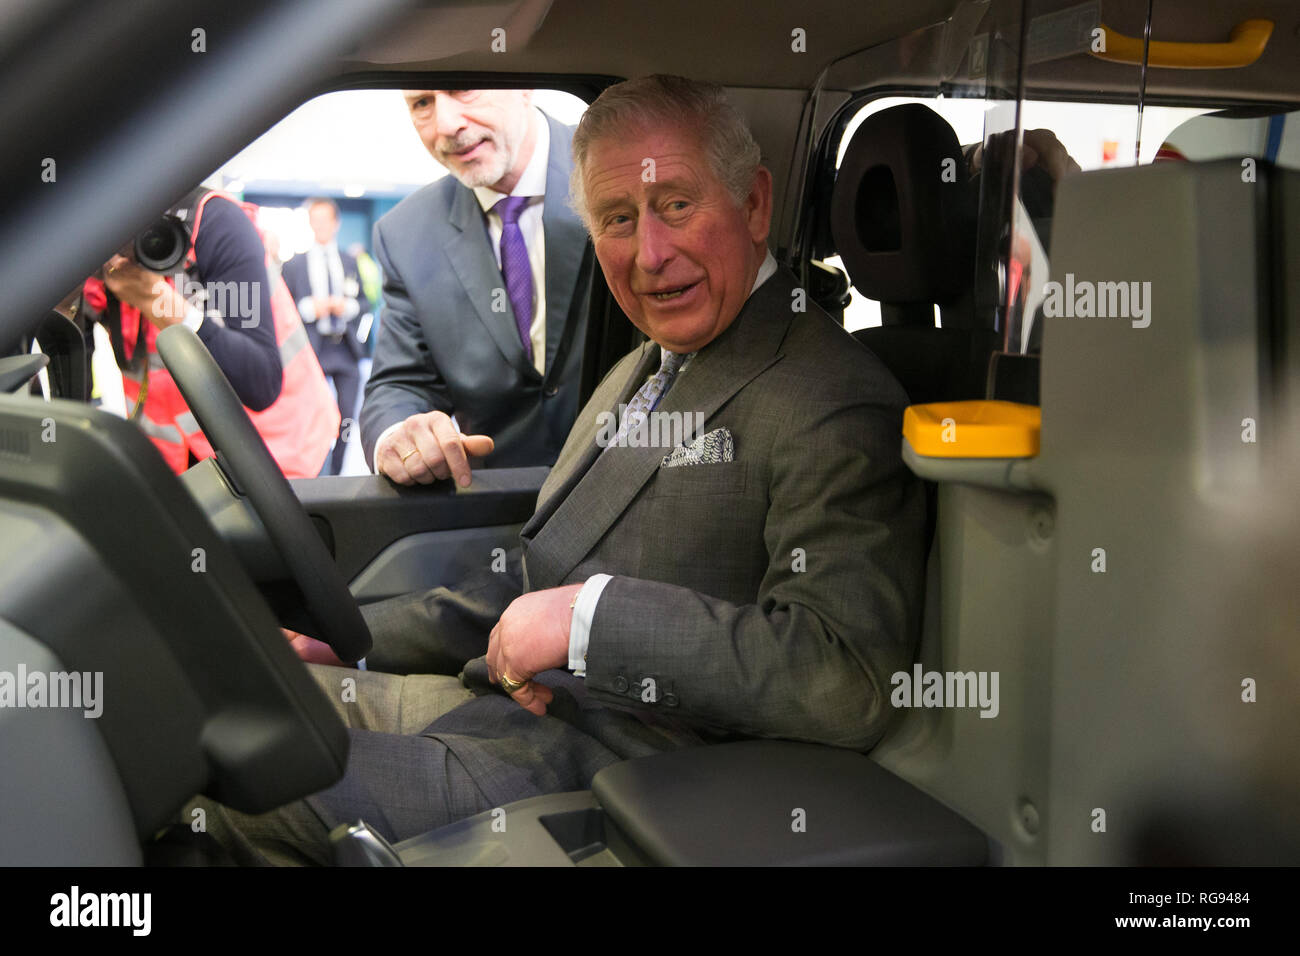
85, 188, 337, 478
359, 89, 590, 486
281, 197, 370, 476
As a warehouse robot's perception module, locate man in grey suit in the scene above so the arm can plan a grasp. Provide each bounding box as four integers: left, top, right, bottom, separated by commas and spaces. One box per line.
361, 90, 591, 485
202, 75, 926, 865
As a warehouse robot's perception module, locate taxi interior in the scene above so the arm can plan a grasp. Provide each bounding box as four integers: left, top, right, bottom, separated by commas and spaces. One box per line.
1, 0, 1298, 865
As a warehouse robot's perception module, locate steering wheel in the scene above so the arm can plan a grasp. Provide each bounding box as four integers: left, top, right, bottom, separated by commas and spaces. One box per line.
155, 324, 372, 662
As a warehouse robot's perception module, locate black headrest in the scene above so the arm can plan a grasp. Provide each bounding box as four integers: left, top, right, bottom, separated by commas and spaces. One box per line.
831, 104, 974, 307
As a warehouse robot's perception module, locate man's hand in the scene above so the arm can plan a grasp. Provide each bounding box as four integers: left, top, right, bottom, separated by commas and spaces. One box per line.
281, 627, 350, 667
310, 295, 330, 321
375, 410, 494, 487
1020, 128, 1081, 184
103, 255, 187, 329
485, 584, 583, 716
968, 128, 1080, 185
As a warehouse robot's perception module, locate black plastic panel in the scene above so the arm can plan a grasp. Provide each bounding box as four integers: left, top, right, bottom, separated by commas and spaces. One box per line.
289, 467, 549, 582
592, 740, 989, 866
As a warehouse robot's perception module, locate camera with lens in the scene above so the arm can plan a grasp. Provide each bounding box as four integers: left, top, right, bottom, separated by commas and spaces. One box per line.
132, 214, 192, 273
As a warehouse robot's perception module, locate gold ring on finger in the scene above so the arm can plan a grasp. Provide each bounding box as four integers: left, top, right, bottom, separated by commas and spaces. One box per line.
400, 448, 418, 462
499, 672, 528, 694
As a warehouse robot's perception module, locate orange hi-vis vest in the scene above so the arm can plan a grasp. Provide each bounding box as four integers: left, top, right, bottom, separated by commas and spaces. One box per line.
95, 191, 339, 477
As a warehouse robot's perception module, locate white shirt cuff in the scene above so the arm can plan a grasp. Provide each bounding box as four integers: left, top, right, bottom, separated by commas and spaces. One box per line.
568, 573, 612, 678
296, 297, 317, 322
182, 303, 205, 332
372, 421, 404, 473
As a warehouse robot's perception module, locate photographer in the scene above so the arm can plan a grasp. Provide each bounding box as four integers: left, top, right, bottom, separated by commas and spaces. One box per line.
87, 189, 338, 476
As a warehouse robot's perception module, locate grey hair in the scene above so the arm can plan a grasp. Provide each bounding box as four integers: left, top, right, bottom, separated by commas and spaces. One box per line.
569, 74, 762, 232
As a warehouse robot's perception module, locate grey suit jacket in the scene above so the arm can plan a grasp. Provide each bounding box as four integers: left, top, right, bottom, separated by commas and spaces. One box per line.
359, 112, 592, 468
359, 265, 927, 807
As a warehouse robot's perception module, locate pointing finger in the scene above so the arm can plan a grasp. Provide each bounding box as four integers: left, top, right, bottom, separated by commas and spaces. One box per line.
430, 413, 472, 487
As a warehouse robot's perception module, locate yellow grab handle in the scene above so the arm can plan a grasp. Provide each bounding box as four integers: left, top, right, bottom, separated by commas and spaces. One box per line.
1091, 18, 1273, 69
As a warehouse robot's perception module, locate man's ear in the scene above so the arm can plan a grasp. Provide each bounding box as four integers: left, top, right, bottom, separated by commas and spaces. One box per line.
746, 166, 774, 246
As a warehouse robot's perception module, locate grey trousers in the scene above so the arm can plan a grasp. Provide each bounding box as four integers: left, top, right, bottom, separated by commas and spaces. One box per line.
187, 664, 485, 866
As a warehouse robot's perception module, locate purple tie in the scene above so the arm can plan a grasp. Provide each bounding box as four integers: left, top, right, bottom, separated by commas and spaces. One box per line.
495, 195, 534, 363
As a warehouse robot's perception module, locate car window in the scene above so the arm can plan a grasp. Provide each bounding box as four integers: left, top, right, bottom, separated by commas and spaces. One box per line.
218, 89, 587, 264
810, 0, 1293, 357
828, 94, 1211, 333
1156, 106, 1300, 166
91, 88, 589, 476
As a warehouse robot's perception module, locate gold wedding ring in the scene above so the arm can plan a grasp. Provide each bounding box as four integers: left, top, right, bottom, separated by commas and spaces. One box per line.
400, 448, 419, 462
499, 672, 528, 694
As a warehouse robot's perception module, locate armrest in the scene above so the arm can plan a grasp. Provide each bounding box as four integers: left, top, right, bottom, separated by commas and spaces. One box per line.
183, 463, 548, 586
591, 740, 988, 866
290, 466, 547, 581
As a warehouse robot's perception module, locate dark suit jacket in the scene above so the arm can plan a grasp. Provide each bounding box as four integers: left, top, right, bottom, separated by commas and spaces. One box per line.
358, 265, 927, 810
359, 112, 592, 469
281, 246, 370, 363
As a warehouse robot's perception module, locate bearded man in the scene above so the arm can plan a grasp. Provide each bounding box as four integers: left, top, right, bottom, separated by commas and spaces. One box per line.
359, 90, 591, 483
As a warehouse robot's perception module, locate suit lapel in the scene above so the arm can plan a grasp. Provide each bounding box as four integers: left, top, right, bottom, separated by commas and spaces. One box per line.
522, 340, 657, 540
522, 268, 796, 591
443, 180, 539, 381
540, 115, 587, 380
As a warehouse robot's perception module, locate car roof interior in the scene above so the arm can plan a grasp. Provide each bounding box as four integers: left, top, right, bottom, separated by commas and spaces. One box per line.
345, 0, 1300, 101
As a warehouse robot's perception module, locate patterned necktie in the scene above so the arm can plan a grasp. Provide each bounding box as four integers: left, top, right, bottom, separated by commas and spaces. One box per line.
609, 349, 689, 449
495, 195, 534, 362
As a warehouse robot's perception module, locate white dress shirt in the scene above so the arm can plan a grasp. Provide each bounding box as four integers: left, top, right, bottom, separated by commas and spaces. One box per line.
472, 107, 550, 376
296, 240, 360, 335
568, 249, 779, 676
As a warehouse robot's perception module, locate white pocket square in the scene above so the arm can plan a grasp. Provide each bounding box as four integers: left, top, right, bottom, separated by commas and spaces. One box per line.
661, 427, 734, 468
